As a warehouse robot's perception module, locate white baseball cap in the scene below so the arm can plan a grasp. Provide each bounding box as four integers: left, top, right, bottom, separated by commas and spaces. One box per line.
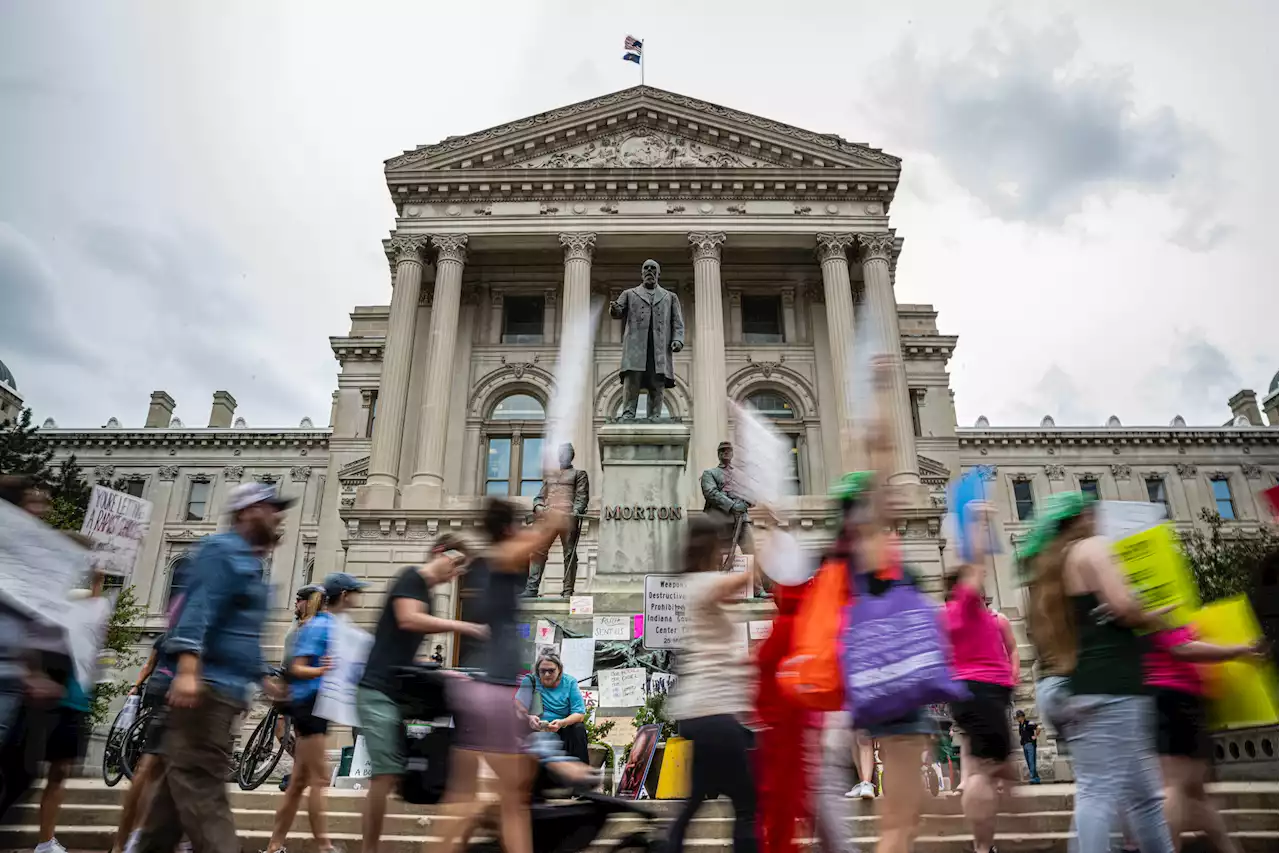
224, 482, 295, 514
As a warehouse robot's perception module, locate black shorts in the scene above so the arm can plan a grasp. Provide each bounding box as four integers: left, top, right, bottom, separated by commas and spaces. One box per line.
45, 707, 90, 764
1156, 688, 1211, 760
141, 691, 170, 756
949, 681, 1013, 762
292, 698, 329, 738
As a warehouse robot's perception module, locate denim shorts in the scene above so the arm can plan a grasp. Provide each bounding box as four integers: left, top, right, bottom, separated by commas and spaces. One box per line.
864, 708, 936, 739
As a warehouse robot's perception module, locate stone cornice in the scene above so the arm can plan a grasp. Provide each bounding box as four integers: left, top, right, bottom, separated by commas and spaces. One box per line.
901, 335, 958, 362
385, 86, 900, 174
958, 426, 1278, 451
330, 336, 385, 363
40, 429, 331, 451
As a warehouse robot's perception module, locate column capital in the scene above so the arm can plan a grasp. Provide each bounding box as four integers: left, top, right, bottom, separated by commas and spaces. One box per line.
431, 234, 469, 264
815, 233, 855, 263
688, 231, 727, 262
856, 233, 895, 264
387, 235, 430, 266
559, 232, 597, 261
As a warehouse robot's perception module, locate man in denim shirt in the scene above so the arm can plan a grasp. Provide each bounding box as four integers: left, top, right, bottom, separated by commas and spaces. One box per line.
138, 483, 293, 853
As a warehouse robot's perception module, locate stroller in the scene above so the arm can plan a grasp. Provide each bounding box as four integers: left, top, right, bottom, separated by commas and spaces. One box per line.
391, 664, 659, 853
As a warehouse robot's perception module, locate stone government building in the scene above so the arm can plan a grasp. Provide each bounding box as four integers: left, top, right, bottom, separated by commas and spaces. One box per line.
16, 87, 1279, 728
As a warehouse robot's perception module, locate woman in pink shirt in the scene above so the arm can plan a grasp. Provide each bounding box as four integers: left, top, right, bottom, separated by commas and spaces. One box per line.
1145, 625, 1261, 853
945, 525, 1019, 853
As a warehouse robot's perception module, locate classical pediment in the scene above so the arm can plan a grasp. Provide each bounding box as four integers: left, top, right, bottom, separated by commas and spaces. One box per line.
386, 85, 899, 175
918, 455, 951, 484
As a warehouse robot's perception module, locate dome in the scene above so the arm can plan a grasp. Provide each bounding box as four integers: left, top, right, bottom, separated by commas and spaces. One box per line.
1233, 414, 1251, 426
105, 417, 121, 428
0, 358, 15, 390
299, 417, 313, 428
234, 416, 247, 428
1040, 415, 1056, 428
1270, 372, 1279, 395
1170, 415, 1186, 427
1106, 415, 1122, 427
169, 416, 183, 428
41, 417, 56, 428
974, 415, 990, 428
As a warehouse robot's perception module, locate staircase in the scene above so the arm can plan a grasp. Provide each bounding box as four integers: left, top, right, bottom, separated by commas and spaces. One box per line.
2, 780, 1276, 852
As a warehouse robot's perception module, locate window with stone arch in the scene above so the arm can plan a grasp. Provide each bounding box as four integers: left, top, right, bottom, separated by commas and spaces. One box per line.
166, 553, 193, 610
482, 391, 546, 497
741, 389, 804, 495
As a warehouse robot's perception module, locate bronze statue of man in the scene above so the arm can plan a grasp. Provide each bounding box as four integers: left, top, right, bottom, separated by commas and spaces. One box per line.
610, 259, 685, 419
524, 442, 589, 598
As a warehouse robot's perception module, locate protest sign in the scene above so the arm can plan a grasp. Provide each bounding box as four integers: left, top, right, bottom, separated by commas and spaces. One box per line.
592, 615, 630, 641
65, 594, 112, 692
535, 620, 556, 643
1113, 524, 1200, 627
757, 529, 813, 587
569, 595, 594, 615
728, 399, 789, 506
314, 615, 374, 727
599, 667, 647, 707
1194, 596, 1278, 729
0, 500, 89, 626
581, 688, 599, 722
749, 620, 773, 640
648, 672, 677, 696
79, 485, 152, 579
560, 637, 595, 682
1096, 501, 1167, 543
947, 468, 1000, 564
644, 575, 692, 650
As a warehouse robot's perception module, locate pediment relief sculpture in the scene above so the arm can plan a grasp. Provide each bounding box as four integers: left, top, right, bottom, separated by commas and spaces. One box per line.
513, 130, 764, 170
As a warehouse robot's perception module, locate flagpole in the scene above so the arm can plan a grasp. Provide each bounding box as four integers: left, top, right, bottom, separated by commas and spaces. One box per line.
640, 47, 645, 86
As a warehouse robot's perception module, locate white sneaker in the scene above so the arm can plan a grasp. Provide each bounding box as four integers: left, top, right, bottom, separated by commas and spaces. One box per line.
123, 830, 141, 853
35, 839, 68, 853
858, 781, 876, 799
844, 784, 861, 798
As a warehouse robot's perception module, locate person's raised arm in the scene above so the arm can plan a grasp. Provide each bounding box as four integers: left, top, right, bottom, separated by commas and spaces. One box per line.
1168, 638, 1265, 663
393, 595, 485, 639
492, 509, 569, 574
131, 647, 158, 694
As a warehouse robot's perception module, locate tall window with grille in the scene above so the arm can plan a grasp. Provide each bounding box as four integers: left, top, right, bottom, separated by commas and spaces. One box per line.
1013, 479, 1035, 521
482, 393, 545, 497
1210, 477, 1236, 520
185, 479, 211, 521
743, 390, 803, 495
1146, 477, 1169, 518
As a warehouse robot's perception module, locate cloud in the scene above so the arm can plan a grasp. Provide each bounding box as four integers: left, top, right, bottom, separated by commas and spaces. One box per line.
872, 16, 1228, 250
0, 221, 89, 367
1138, 332, 1243, 424
1008, 364, 1101, 427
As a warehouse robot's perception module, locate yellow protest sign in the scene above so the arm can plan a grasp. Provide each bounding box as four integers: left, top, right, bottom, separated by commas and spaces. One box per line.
1192, 596, 1278, 730
1113, 524, 1200, 627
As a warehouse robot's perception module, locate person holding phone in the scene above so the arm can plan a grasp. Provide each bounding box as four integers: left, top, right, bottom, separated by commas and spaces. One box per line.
518, 652, 588, 763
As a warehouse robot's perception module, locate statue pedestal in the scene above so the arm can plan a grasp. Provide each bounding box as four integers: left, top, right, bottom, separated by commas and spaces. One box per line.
588, 422, 691, 604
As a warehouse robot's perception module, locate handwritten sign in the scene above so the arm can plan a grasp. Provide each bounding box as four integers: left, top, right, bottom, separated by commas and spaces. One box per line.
644, 575, 692, 650
79, 485, 152, 579
535, 620, 556, 644
569, 595, 594, 615
560, 637, 595, 682
0, 500, 89, 626
599, 667, 647, 708
648, 672, 677, 696
314, 614, 374, 727
749, 620, 773, 640
1114, 523, 1200, 627
1096, 501, 1167, 542
593, 615, 630, 641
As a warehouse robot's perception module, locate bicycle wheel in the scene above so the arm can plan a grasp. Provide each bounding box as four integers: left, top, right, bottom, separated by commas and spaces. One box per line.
101, 707, 128, 787
121, 710, 153, 782
238, 710, 286, 790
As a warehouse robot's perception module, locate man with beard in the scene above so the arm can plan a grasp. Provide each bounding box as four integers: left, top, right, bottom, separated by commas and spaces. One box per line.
136, 483, 292, 853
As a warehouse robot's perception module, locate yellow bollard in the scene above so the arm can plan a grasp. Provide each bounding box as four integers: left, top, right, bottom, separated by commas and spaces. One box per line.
655, 736, 692, 799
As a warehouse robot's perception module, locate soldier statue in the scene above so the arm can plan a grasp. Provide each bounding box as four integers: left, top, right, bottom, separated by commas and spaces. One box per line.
701, 440, 763, 596
524, 442, 590, 598
610, 259, 685, 419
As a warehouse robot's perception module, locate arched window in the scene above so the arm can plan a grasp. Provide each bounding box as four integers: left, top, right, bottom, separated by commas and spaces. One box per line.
483, 392, 545, 497
743, 390, 803, 495
613, 394, 672, 419
166, 555, 192, 610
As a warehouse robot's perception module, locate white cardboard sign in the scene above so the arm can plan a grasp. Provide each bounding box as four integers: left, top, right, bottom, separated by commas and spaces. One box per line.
592, 615, 630, 641
598, 667, 647, 708
560, 637, 595, 682
0, 500, 89, 626
569, 595, 594, 615
314, 614, 374, 727
79, 485, 152, 579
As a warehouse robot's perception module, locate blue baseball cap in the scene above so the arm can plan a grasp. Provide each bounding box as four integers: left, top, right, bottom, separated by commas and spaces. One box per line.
323, 572, 367, 597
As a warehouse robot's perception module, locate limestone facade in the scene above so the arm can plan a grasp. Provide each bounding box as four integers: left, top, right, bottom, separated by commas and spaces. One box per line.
30, 87, 1279, 673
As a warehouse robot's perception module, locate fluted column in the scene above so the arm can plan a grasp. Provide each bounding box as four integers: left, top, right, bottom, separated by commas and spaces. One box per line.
361, 235, 429, 509
689, 232, 728, 477
815, 233, 857, 473
403, 235, 468, 509
857, 233, 920, 487
559, 233, 597, 463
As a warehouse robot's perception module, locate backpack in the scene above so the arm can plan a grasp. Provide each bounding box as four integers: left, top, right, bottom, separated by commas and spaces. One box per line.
776, 558, 849, 710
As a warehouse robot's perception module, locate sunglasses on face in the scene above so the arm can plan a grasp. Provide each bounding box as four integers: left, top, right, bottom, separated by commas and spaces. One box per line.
538, 668, 558, 676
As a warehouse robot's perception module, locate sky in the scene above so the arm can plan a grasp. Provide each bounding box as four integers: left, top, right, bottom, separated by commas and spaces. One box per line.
1, 0, 1276, 431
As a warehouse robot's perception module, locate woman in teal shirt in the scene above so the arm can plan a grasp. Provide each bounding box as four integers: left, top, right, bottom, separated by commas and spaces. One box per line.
519, 652, 588, 763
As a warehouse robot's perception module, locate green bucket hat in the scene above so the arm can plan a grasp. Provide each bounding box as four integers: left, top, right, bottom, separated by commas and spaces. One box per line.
1019, 490, 1097, 565
831, 470, 875, 503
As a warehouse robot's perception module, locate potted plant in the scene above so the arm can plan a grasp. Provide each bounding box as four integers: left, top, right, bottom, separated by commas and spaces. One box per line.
584, 697, 615, 776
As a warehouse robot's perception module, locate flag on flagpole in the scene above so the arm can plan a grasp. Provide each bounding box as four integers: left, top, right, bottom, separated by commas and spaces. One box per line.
623, 34, 643, 65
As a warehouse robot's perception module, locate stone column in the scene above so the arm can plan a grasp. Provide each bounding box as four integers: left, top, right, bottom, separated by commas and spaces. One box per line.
361, 235, 429, 509
559, 233, 597, 464
815, 233, 857, 472
857, 233, 920, 487
689, 232, 728, 477
403, 235, 468, 509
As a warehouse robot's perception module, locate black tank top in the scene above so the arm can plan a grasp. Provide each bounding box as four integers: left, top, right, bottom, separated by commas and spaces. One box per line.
472, 554, 526, 685
1068, 592, 1147, 696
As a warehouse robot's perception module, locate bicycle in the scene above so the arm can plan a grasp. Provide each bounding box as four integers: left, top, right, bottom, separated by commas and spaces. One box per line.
237, 702, 293, 790
120, 705, 157, 782
101, 702, 136, 787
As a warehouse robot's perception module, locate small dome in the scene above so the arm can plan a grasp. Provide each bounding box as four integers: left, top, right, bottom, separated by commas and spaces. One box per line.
41, 417, 56, 428
169, 416, 183, 428
0, 359, 15, 390
974, 415, 990, 428
299, 417, 313, 428
1040, 415, 1056, 428
1233, 414, 1251, 426
234, 416, 247, 428
1170, 415, 1186, 427
105, 417, 121, 428
1269, 372, 1279, 395
1106, 415, 1122, 427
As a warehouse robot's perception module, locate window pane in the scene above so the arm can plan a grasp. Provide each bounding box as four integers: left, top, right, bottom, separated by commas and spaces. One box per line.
1145, 479, 1168, 518
486, 438, 512, 479
521, 437, 543, 479
785, 435, 801, 496
491, 394, 545, 421
1013, 481, 1035, 521
366, 391, 379, 438
485, 480, 510, 496
746, 391, 796, 420
125, 480, 145, 498
1211, 479, 1235, 519
616, 395, 671, 419
742, 295, 783, 343
1080, 480, 1100, 500
519, 480, 543, 497
185, 481, 210, 521
502, 296, 545, 344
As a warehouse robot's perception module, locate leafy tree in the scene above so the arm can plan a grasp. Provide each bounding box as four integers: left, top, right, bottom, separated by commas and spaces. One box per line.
0, 407, 54, 483
1180, 509, 1278, 604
